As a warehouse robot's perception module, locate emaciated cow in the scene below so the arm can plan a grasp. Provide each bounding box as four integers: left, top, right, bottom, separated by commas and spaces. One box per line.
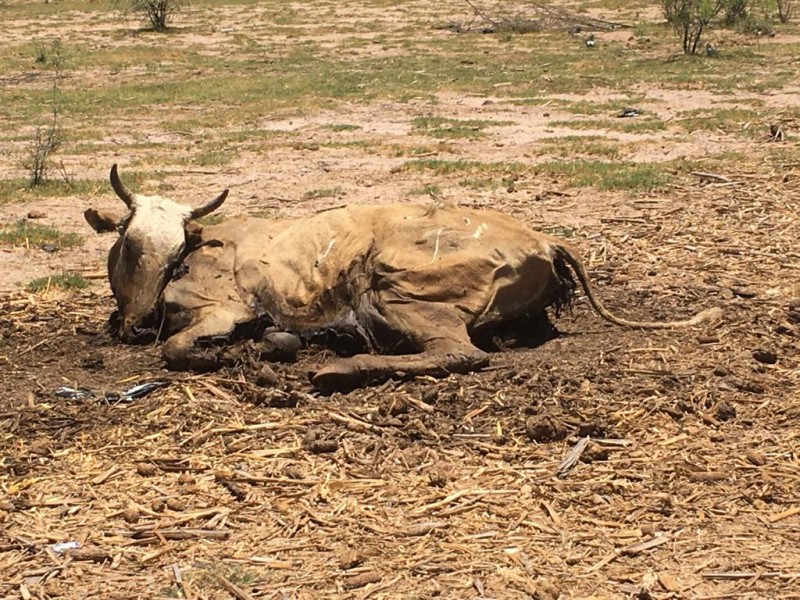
85, 165, 722, 391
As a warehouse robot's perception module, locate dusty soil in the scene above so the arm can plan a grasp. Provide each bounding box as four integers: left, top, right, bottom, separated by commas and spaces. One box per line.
1, 1, 800, 599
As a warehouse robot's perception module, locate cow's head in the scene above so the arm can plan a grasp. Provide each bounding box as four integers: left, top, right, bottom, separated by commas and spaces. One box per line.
85, 164, 227, 341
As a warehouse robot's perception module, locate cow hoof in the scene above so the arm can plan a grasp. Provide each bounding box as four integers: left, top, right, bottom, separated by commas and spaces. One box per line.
443, 349, 490, 373
311, 363, 362, 394
126, 326, 157, 345
469, 349, 491, 369
259, 331, 301, 362
163, 342, 222, 373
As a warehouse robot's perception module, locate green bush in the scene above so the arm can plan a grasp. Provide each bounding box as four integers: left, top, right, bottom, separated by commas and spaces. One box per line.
26, 273, 89, 293
662, 0, 728, 54
124, 0, 184, 31
777, 0, 794, 22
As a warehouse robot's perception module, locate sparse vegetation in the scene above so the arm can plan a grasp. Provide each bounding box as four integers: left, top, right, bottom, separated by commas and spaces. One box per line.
411, 116, 509, 139
23, 124, 63, 187
0, 178, 109, 202
0, 220, 83, 249
391, 144, 448, 157
538, 136, 622, 159
26, 273, 89, 293
34, 43, 50, 64
185, 565, 260, 595
549, 118, 667, 134
662, 0, 728, 54
777, 0, 795, 21
402, 158, 524, 178
534, 160, 672, 191
197, 149, 234, 166
409, 183, 443, 196
400, 156, 669, 191
157, 586, 182, 599
303, 186, 343, 200
674, 107, 764, 136
735, 0, 775, 34
124, 0, 185, 31
322, 123, 361, 132
23, 40, 66, 188
196, 213, 225, 226
724, 0, 750, 24
541, 225, 575, 238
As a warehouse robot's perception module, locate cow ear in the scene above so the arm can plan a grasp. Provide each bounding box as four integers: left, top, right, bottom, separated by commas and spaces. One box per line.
185, 220, 204, 251
84, 208, 121, 234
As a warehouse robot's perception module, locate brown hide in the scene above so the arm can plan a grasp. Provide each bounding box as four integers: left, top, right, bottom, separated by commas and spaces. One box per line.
152, 201, 720, 390
163, 203, 564, 344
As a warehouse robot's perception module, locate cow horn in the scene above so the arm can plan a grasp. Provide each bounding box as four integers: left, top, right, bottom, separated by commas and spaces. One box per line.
190, 189, 228, 220
110, 164, 134, 208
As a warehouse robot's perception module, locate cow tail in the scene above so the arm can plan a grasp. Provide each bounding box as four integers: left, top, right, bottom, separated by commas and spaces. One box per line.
554, 242, 723, 329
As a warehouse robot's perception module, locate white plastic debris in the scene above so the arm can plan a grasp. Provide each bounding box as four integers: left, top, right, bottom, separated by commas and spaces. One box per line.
50, 541, 81, 554
617, 107, 641, 118
53, 381, 169, 402
53, 387, 93, 399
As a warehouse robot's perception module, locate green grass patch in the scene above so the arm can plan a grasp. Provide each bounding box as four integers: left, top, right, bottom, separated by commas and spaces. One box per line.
186, 564, 262, 593
322, 139, 372, 150
535, 160, 671, 191
391, 144, 451, 157
401, 158, 524, 176
3, 20, 797, 131
223, 128, 285, 144
0, 178, 103, 202
0, 220, 84, 248
26, 273, 89, 293
674, 107, 765, 136
401, 159, 525, 190
321, 123, 361, 132
541, 225, 576, 238
303, 186, 343, 200
559, 99, 651, 117
410, 116, 510, 139
196, 148, 235, 166
550, 118, 667, 134
538, 135, 621, 159
196, 213, 225, 226
409, 183, 442, 196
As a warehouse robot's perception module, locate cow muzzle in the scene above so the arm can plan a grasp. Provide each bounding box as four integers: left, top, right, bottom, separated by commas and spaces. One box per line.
119, 315, 159, 345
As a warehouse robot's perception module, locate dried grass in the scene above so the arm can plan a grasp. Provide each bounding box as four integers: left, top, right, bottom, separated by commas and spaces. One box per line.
1, 171, 799, 599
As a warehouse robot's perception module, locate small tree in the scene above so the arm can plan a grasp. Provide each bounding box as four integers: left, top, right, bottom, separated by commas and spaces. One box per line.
127, 0, 183, 31
662, 0, 728, 54
723, 0, 749, 24
776, 0, 794, 22
23, 41, 65, 188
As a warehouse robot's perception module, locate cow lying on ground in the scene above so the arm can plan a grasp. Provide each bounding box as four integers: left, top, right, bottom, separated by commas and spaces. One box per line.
85, 165, 722, 392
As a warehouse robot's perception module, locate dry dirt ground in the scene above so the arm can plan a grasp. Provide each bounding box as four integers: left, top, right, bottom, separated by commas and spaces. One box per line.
1, 0, 800, 599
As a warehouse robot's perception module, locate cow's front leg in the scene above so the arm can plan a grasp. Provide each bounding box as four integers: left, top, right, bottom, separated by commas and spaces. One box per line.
162, 310, 302, 372
162, 310, 242, 372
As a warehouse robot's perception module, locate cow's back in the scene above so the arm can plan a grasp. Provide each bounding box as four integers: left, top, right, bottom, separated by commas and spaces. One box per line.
367, 204, 561, 329
171, 203, 563, 333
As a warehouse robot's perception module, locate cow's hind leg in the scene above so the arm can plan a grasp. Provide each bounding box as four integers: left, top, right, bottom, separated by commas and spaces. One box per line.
311, 302, 488, 393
